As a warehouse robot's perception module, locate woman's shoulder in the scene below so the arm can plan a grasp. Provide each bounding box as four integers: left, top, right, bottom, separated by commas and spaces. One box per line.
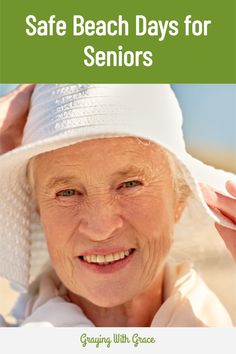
18, 265, 94, 327
0, 314, 8, 326
152, 259, 233, 327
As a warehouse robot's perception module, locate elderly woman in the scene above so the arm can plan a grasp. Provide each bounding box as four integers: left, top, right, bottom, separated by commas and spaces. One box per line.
0, 84, 235, 327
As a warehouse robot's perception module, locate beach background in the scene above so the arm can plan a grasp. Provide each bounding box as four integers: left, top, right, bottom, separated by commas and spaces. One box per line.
0, 84, 235, 325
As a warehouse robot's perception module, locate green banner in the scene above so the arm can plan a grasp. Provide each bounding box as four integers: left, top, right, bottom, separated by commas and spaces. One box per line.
0, 0, 235, 83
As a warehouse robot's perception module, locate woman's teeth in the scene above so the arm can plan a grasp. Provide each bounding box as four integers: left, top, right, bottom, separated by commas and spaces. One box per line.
82, 248, 134, 265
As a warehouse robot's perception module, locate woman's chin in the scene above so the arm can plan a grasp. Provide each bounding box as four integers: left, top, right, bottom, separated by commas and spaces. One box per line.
80, 285, 137, 308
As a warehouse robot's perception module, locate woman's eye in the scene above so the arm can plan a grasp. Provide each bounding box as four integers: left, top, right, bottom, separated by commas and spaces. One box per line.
56, 189, 78, 197
120, 180, 142, 189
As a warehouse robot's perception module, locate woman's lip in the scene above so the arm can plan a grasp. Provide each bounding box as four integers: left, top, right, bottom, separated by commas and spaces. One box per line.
78, 247, 136, 257
76, 249, 136, 274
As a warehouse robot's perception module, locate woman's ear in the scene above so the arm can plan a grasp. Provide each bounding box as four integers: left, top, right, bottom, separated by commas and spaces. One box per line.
174, 199, 186, 223
36, 204, 41, 216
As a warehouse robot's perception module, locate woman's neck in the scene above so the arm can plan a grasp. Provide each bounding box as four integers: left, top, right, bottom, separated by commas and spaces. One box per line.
68, 270, 164, 327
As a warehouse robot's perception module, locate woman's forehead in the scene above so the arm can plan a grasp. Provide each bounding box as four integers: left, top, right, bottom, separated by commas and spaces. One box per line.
36, 136, 163, 160
33, 136, 170, 178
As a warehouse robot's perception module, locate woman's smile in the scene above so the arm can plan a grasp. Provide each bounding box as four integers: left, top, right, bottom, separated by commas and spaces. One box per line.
76, 248, 137, 274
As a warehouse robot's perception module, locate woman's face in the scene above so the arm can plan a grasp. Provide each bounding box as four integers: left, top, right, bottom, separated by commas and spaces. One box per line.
32, 137, 181, 307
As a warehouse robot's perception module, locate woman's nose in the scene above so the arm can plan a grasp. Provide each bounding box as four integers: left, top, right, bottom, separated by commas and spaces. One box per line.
78, 199, 124, 241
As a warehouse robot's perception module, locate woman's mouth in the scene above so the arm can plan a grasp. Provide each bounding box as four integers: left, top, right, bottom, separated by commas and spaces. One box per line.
77, 248, 136, 273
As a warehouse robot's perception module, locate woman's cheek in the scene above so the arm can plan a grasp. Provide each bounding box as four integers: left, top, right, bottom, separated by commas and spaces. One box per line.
39, 200, 81, 245
120, 192, 171, 235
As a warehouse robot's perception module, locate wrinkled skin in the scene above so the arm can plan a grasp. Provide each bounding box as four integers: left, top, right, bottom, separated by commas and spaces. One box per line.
31, 137, 185, 326
1, 85, 236, 326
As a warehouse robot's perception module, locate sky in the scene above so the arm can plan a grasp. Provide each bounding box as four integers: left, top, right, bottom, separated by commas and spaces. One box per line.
172, 84, 236, 152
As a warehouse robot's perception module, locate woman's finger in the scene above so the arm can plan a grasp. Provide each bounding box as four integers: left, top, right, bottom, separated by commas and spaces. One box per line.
200, 183, 236, 223
7, 84, 35, 96
215, 223, 236, 262
0, 84, 35, 130
0, 84, 35, 105
226, 180, 236, 198
0, 84, 35, 154
3, 84, 35, 117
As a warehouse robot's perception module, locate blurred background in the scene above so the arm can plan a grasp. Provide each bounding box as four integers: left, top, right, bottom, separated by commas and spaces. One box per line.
173, 84, 236, 173
0, 84, 235, 324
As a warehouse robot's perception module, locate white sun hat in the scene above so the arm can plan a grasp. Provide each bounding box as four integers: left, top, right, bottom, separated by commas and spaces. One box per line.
0, 84, 235, 291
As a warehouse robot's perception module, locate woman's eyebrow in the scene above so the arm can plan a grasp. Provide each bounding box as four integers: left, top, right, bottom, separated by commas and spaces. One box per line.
111, 165, 148, 178
45, 176, 79, 191
45, 166, 147, 190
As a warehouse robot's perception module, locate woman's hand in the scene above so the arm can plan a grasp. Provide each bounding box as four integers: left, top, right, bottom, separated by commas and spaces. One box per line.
200, 180, 236, 262
0, 84, 35, 154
